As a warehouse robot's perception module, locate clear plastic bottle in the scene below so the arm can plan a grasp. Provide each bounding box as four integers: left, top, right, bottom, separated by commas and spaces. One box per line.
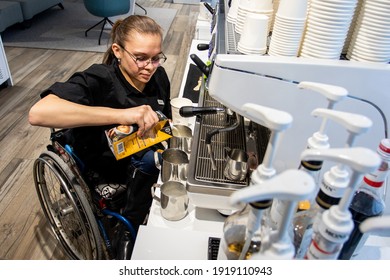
297, 159, 323, 209
224, 169, 316, 260
269, 157, 323, 233
220, 201, 271, 260
293, 164, 348, 259
338, 138, 390, 260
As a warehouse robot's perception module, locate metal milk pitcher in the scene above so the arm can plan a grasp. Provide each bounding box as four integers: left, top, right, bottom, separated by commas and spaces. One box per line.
156, 148, 189, 183
223, 147, 248, 181
151, 182, 189, 221
170, 124, 193, 157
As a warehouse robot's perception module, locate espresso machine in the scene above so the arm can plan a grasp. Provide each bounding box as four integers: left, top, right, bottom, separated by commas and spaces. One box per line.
186, 0, 390, 213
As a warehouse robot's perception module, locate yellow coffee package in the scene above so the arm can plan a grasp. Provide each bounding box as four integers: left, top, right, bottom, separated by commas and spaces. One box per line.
105, 111, 172, 160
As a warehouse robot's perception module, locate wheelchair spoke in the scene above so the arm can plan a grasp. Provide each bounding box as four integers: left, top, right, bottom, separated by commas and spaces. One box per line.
33, 150, 104, 260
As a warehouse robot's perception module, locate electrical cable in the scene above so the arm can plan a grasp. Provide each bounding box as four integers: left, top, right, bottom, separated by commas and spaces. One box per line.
347, 95, 388, 138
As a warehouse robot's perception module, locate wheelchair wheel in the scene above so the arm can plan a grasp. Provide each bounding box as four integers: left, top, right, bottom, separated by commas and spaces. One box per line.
33, 151, 104, 260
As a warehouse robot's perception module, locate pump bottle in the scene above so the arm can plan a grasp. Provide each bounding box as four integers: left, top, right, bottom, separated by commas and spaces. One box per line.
338, 138, 390, 260
269, 82, 348, 231
293, 108, 372, 259
295, 81, 348, 209
300, 147, 381, 259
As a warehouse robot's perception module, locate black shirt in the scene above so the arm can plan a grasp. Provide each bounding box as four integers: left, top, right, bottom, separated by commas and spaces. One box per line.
41, 61, 171, 178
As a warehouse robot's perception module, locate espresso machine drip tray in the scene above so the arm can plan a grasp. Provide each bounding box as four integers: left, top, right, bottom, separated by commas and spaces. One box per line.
196, 93, 247, 185
186, 87, 269, 210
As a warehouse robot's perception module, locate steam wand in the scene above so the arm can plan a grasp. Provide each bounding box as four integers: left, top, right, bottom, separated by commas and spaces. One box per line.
205, 111, 240, 170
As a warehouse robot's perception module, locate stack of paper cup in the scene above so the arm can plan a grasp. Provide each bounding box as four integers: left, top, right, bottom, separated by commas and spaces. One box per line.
269, 0, 281, 32
268, 0, 308, 57
237, 13, 269, 55
227, 0, 241, 24
342, 0, 363, 55
235, 0, 274, 34
346, 0, 390, 63
300, 0, 358, 59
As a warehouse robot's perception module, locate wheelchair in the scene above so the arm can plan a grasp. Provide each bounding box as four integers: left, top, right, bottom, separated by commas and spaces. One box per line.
33, 129, 136, 260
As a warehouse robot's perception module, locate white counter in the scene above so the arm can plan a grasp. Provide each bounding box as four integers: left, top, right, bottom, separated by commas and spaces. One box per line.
131, 225, 222, 260
131, 194, 226, 260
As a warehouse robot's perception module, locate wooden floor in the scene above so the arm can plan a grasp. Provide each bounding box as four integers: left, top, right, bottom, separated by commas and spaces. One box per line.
0, 0, 199, 260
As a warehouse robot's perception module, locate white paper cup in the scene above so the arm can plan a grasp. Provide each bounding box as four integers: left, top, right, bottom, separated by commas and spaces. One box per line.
238, 13, 269, 52
239, 0, 273, 12
227, 0, 240, 23
277, 0, 308, 19
170, 97, 193, 125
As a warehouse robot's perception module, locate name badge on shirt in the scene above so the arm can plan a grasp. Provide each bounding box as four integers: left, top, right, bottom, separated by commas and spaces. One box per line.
158, 99, 165, 106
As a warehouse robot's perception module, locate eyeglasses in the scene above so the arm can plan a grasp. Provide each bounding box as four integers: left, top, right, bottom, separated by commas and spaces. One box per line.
119, 45, 167, 67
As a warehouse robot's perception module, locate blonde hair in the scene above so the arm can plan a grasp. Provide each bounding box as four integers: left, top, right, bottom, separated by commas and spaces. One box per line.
103, 15, 163, 65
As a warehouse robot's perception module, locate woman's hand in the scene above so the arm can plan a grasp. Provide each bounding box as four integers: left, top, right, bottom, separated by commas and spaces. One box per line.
123, 105, 159, 137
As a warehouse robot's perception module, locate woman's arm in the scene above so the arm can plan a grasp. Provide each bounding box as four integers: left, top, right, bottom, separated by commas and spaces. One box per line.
29, 94, 159, 137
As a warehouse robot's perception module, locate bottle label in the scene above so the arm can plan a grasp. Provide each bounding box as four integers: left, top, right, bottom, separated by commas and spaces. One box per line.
379, 142, 390, 155
320, 178, 345, 198
316, 188, 340, 209
322, 226, 350, 243
300, 160, 323, 171
363, 163, 389, 187
305, 239, 340, 260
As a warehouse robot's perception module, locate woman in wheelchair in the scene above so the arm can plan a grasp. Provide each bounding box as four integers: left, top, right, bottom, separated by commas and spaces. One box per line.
29, 15, 171, 259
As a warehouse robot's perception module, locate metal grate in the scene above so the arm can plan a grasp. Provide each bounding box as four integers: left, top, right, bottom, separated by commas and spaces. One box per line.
194, 91, 247, 186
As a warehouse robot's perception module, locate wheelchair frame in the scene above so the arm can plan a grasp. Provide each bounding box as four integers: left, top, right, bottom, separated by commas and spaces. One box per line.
33, 129, 135, 260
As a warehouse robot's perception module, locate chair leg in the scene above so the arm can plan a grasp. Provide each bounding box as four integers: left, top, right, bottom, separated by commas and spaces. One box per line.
136, 3, 147, 15
85, 17, 114, 45
107, 18, 114, 26
98, 18, 109, 45
85, 18, 106, 37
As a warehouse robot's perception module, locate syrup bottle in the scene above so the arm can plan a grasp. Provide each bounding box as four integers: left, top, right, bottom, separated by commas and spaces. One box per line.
293, 81, 348, 212
338, 138, 390, 260
270, 81, 348, 228
301, 147, 381, 259
293, 108, 372, 259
